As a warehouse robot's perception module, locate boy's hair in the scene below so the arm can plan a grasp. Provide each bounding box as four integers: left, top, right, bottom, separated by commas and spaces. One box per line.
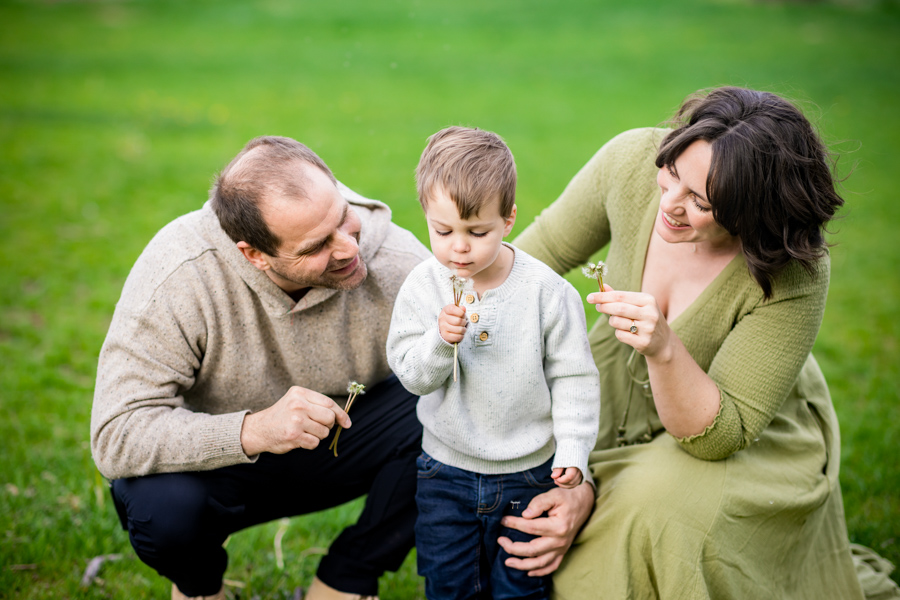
415, 126, 516, 219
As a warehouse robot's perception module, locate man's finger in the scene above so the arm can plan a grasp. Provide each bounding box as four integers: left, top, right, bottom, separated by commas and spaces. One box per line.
323, 403, 351, 429
520, 489, 561, 519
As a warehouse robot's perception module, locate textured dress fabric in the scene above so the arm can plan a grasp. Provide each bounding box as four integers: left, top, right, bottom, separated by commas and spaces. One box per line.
513, 128, 865, 599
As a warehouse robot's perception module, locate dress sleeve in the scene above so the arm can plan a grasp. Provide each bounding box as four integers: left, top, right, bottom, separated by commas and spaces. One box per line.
514, 128, 659, 275
675, 258, 831, 460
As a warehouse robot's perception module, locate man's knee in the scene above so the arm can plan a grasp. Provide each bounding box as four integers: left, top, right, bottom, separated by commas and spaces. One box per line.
112, 473, 213, 554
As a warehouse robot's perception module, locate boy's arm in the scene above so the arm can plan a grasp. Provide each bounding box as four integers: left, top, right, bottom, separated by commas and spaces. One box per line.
544, 283, 601, 482
386, 274, 457, 396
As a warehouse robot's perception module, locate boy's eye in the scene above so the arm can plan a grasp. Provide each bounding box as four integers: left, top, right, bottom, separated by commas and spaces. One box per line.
434, 230, 451, 237
470, 231, 488, 238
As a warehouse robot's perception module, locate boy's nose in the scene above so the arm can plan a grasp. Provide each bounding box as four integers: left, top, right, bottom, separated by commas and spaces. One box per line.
451, 236, 469, 253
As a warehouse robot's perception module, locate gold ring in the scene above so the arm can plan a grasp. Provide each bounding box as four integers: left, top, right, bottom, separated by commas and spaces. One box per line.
630, 320, 638, 334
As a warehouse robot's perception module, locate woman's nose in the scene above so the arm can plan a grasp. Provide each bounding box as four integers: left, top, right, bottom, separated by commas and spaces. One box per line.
660, 186, 685, 214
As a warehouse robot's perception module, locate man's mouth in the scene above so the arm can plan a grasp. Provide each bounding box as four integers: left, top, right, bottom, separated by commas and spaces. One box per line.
330, 255, 359, 274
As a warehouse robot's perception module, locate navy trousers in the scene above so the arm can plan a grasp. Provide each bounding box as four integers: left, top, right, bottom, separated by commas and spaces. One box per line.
110, 375, 421, 597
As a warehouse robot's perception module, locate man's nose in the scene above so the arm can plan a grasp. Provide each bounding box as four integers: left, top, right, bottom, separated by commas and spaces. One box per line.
333, 229, 359, 258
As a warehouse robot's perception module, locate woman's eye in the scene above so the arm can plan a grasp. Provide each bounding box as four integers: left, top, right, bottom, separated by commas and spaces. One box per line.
692, 197, 711, 212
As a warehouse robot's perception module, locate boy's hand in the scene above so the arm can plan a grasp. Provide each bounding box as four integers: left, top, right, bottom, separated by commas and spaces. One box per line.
439, 303, 467, 344
551, 467, 583, 488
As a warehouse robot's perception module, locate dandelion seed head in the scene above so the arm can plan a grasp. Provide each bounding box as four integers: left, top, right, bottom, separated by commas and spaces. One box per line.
581, 261, 608, 279
450, 275, 468, 293
347, 381, 366, 395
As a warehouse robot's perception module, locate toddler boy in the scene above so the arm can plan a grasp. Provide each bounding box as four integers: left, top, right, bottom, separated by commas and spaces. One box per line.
386, 126, 600, 600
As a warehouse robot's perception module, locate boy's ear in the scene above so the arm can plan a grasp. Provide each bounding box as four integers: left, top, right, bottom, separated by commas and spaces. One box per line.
503, 204, 517, 236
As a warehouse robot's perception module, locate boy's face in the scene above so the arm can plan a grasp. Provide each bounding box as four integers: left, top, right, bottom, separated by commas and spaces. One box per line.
424, 186, 516, 284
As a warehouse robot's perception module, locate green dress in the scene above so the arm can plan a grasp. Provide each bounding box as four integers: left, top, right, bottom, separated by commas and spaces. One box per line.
514, 128, 864, 599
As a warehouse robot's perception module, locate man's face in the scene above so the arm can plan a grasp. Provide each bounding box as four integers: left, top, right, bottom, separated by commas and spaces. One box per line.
248, 162, 368, 293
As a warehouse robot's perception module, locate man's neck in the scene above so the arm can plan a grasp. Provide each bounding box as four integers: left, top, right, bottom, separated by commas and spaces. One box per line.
287, 287, 311, 303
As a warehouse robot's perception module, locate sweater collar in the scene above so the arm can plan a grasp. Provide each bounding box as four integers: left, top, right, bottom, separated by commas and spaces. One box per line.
437, 242, 526, 303
200, 182, 394, 317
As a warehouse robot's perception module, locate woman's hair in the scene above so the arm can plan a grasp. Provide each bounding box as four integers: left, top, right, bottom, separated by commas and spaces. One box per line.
656, 86, 844, 298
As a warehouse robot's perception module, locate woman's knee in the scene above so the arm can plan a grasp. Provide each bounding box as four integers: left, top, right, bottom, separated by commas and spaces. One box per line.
593, 443, 726, 534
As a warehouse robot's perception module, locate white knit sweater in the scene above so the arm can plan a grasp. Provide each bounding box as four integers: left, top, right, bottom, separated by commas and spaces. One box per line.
386, 244, 600, 477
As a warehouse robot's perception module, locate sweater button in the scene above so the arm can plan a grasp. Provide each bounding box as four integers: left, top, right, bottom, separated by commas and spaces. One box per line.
479, 331, 489, 341
465, 294, 475, 304
470, 313, 480, 323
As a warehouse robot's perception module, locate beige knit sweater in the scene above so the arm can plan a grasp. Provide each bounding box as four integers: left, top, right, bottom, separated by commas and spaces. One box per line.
91, 184, 430, 479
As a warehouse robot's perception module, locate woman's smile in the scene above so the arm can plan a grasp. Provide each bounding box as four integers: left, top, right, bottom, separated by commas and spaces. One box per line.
662, 212, 690, 229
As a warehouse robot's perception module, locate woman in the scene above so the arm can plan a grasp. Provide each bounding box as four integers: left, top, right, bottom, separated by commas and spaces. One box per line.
511, 87, 869, 598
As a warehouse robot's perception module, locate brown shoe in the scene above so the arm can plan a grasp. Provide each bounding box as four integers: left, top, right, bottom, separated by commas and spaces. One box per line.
305, 576, 379, 600
171, 583, 226, 600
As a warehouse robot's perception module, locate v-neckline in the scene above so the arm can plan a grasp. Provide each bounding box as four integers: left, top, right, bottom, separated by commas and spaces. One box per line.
633, 196, 745, 331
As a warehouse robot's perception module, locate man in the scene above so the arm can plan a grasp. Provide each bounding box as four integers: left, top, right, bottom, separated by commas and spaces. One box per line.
91, 136, 430, 599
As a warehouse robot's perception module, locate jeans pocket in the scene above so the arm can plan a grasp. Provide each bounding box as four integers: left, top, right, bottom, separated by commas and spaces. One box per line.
416, 452, 443, 479
521, 460, 555, 490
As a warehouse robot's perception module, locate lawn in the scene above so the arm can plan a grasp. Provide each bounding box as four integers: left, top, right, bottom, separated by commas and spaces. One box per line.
1, 0, 898, 597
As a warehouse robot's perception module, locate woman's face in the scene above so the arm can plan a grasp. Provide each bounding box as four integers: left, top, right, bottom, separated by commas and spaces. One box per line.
655, 140, 736, 251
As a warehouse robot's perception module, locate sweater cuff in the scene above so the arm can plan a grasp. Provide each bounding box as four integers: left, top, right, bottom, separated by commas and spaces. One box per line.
199, 410, 257, 468
552, 439, 591, 489
673, 390, 745, 460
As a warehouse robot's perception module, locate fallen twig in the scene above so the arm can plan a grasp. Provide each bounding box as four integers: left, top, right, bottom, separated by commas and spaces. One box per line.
80, 554, 123, 587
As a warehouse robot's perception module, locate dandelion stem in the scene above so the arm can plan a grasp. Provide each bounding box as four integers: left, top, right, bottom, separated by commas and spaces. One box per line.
330, 382, 366, 457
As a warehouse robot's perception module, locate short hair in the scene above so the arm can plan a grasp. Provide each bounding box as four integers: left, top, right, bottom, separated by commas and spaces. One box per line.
415, 126, 516, 219
656, 87, 844, 298
210, 136, 336, 256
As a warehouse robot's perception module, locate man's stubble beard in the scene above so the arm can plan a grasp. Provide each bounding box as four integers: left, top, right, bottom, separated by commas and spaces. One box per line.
269, 258, 368, 292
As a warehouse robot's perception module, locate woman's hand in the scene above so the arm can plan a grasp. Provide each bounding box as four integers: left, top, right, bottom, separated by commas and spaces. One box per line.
497, 482, 595, 577
587, 285, 673, 361
588, 285, 722, 438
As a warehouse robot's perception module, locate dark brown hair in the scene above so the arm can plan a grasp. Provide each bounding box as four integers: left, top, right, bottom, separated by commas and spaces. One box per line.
210, 136, 336, 256
656, 87, 844, 298
415, 126, 516, 219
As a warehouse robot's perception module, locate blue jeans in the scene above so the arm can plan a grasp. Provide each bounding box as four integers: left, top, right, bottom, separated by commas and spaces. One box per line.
415, 453, 555, 600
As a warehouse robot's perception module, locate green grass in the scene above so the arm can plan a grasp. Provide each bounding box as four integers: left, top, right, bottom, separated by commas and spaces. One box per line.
1, 0, 898, 597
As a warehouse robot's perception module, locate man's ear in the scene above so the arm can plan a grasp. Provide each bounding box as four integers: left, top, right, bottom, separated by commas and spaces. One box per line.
503, 204, 517, 237
236, 241, 271, 271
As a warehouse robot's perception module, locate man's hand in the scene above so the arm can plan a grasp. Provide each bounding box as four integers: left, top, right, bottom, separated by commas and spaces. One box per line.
498, 481, 595, 577
240, 386, 352, 456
